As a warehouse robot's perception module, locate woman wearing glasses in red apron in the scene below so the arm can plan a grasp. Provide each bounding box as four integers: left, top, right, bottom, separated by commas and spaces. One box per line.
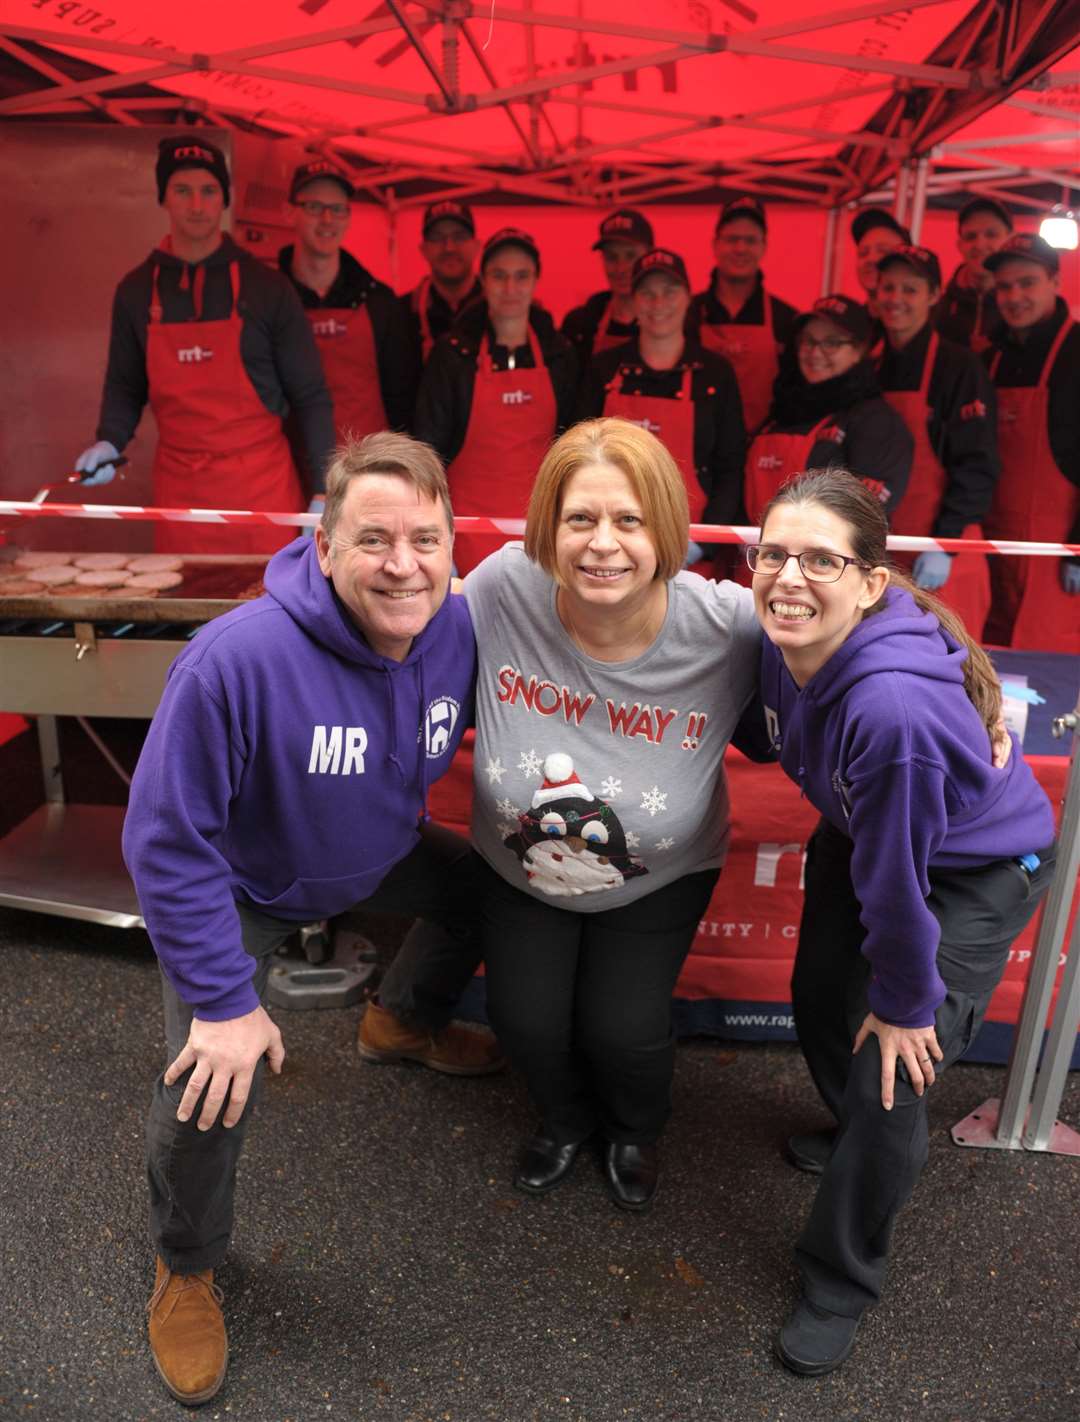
982, 233, 1080, 653
75, 137, 334, 555
413, 228, 579, 575
577, 249, 745, 576
875, 245, 997, 638
744, 295, 913, 530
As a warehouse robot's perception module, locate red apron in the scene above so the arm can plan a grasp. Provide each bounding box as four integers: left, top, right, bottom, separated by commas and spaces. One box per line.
744, 415, 835, 525
147, 262, 303, 555
880, 330, 990, 637
603, 365, 703, 522
592, 299, 635, 356
447, 327, 557, 575
306, 303, 386, 443
412, 275, 437, 364
986, 318, 1079, 652
699, 292, 780, 436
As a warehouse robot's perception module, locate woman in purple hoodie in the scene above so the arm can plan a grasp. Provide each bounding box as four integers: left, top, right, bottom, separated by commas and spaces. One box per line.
749, 468, 1056, 1377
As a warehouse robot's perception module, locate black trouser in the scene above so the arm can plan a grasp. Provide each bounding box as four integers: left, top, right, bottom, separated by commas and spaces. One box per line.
476, 856, 719, 1147
792, 818, 1055, 1317
147, 824, 483, 1273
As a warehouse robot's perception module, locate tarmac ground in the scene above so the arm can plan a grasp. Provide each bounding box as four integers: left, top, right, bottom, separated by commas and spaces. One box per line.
1, 718, 1078, 1422
1, 906, 1078, 1422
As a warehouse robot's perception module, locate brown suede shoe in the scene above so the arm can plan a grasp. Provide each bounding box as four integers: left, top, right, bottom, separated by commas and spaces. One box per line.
357, 1002, 506, 1076
148, 1256, 228, 1406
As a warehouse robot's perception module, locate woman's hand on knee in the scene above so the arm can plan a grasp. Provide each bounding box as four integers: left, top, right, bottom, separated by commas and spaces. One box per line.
853, 1012, 943, 1110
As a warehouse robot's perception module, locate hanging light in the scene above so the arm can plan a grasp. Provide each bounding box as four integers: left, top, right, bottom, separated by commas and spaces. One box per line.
1039, 205, 1078, 250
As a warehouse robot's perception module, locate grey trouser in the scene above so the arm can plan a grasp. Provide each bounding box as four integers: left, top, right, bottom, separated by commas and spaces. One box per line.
146, 824, 482, 1272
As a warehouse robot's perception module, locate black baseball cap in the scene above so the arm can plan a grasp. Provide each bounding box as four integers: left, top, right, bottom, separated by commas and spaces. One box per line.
984, 232, 1060, 277
156, 136, 230, 207
877, 244, 942, 287
631, 248, 691, 292
716, 196, 767, 235
481, 227, 540, 272
958, 196, 1013, 231
795, 294, 875, 347
422, 199, 475, 238
592, 209, 654, 251
289, 159, 354, 204
851, 207, 910, 245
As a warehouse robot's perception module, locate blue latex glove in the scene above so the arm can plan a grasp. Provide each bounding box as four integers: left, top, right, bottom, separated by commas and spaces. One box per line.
303, 494, 325, 540
684, 540, 706, 568
912, 550, 952, 590
73, 440, 119, 487
1061, 558, 1080, 595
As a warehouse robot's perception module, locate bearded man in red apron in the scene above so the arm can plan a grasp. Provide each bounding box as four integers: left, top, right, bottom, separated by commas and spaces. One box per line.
401, 199, 483, 369
577, 248, 745, 576
983, 234, 1080, 653
76, 136, 334, 555
937, 197, 1012, 355
76, 135, 335, 551
279, 160, 415, 495
875, 245, 997, 638
688, 196, 797, 439
562, 209, 654, 368
413, 228, 579, 574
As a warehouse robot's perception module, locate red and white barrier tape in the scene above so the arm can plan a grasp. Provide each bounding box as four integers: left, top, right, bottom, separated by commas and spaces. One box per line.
0, 501, 1077, 557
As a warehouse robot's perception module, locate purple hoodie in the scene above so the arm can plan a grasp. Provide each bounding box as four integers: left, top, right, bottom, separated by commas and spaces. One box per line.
760, 587, 1055, 1028
122, 539, 476, 1021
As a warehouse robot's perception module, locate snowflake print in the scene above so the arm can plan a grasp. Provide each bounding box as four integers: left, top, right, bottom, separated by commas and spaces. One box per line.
640, 785, 668, 817
485, 757, 507, 785
625, 831, 641, 849
655, 837, 676, 851
600, 776, 623, 799
495, 797, 517, 818
498, 822, 516, 839
518, 748, 544, 778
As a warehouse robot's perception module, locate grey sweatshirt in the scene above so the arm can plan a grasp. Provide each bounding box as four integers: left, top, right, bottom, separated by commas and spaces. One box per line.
463, 544, 761, 909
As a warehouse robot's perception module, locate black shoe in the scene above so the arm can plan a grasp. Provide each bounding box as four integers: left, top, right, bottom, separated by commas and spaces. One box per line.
604, 1142, 658, 1212
774, 1297, 860, 1376
784, 1128, 837, 1175
514, 1133, 581, 1195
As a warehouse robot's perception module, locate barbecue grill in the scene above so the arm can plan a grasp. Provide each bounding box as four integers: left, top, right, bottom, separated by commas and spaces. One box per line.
0, 552, 265, 926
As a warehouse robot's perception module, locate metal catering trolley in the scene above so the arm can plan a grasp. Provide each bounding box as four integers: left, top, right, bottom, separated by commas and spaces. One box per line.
0, 554, 266, 927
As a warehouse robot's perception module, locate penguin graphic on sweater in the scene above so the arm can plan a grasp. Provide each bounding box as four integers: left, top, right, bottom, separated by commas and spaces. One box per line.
503, 752, 647, 898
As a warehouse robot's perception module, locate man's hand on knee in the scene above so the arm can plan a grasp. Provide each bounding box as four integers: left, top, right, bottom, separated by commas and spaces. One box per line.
165, 1005, 285, 1131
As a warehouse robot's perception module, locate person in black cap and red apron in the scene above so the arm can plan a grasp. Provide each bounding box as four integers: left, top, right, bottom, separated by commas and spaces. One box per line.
562, 209, 654, 367
687, 196, 797, 439
937, 198, 1013, 355
413, 227, 578, 574
401, 200, 483, 369
849, 208, 911, 333
76, 136, 334, 554
745, 295, 912, 527
577, 248, 745, 574
875, 245, 997, 636
279, 160, 414, 481
983, 233, 1080, 652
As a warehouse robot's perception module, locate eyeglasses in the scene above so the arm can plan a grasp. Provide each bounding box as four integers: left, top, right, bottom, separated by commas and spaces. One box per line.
745, 544, 871, 583
796, 333, 855, 354
297, 200, 349, 219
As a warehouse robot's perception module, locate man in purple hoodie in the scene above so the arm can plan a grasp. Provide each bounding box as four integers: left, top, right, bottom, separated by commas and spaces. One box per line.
123, 432, 499, 1405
